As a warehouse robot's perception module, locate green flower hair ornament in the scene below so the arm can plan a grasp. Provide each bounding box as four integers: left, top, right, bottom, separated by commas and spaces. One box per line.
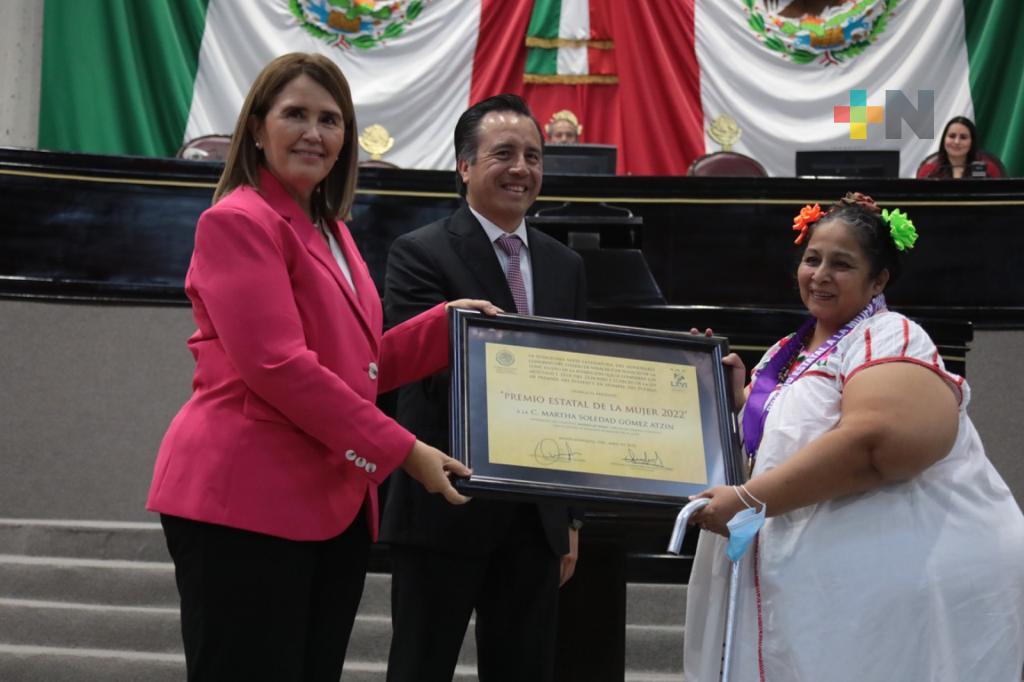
881, 208, 918, 251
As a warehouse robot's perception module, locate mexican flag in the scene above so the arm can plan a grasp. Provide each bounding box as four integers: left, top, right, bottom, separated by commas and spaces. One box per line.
39, 0, 1022, 177
694, 0, 1023, 177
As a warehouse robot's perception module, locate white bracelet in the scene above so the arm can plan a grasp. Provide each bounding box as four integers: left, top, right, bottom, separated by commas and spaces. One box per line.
740, 483, 766, 511
732, 485, 752, 510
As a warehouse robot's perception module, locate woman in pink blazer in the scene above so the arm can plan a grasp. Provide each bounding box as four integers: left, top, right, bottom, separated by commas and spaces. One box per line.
147, 53, 496, 682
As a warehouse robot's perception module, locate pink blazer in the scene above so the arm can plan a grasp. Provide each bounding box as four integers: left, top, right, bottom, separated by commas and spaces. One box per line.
147, 168, 448, 541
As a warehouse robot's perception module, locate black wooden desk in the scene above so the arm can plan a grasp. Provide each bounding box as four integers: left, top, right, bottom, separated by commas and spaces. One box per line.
2, 146, 1023, 330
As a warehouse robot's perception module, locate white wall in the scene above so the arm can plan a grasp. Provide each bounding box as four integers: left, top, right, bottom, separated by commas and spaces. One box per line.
0, 0, 43, 148
963, 330, 1024, 507
1, 299, 1022, 521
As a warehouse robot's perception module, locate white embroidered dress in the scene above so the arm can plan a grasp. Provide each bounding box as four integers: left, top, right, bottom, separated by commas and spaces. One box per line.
683, 311, 1024, 682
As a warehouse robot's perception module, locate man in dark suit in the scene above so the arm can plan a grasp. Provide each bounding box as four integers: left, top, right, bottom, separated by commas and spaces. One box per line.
381, 94, 587, 682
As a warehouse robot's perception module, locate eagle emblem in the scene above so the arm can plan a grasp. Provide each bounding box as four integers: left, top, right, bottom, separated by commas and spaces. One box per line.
741, 0, 898, 66
290, 0, 427, 50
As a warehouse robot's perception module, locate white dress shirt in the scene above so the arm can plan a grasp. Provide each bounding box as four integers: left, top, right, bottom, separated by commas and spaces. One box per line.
322, 224, 356, 293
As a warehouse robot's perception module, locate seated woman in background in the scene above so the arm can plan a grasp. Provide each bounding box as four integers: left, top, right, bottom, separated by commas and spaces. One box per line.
683, 192, 1024, 681
917, 115, 1004, 178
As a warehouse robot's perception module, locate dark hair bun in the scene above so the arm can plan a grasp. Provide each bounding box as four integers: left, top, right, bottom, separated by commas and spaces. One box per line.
835, 192, 880, 214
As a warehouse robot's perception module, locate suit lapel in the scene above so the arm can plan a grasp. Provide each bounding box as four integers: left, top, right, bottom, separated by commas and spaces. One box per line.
526, 226, 559, 317
329, 220, 380, 342
449, 206, 518, 312
256, 169, 376, 343
304, 220, 376, 344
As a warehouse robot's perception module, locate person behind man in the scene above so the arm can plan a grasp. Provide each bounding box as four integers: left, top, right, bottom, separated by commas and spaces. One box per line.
545, 109, 582, 144
381, 94, 587, 682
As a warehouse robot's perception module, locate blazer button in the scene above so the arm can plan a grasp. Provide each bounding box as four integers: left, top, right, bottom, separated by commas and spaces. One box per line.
368, 362, 379, 380
345, 450, 357, 461
355, 456, 367, 468
365, 462, 377, 474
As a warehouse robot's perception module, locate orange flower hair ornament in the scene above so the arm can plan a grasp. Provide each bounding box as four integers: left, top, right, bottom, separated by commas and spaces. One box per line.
792, 203, 824, 245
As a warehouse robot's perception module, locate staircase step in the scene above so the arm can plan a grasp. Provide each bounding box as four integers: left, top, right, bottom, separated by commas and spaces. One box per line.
347, 614, 477, 666
0, 644, 183, 682
626, 582, 686, 626
338, 662, 479, 682
0, 555, 392, 614
0, 598, 478, 668
0, 555, 686, 626
355, 572, 390, 617
0, 519, 689, 679
0, 519, 167, 562
0, 555, 177, 607
625, 623, 685, 674
0, 603, 681, 677
0, 598, 181, 654
0, 645, 483, 682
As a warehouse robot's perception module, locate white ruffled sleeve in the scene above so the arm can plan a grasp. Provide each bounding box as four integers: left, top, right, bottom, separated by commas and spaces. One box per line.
838, 311, 968, 407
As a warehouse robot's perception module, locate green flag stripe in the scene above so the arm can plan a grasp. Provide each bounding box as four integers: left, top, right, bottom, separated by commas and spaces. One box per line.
526, 0, 562, 40
525, 47, 558, 76
39, 0, 210, 157
963, 0, 1024, 176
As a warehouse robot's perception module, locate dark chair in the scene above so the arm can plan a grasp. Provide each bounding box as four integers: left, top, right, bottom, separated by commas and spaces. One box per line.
979, 150, 1007, 176
687, 151, 768, 177
176, 134, 232, 161
916, 151, 940, 178
916, 150, 1007, 178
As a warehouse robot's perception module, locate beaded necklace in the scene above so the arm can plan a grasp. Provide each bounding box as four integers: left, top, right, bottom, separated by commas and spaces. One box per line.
741, 294, 886, 460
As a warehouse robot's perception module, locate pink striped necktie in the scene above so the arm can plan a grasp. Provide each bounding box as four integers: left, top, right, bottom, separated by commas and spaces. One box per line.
495, 233, 530, 315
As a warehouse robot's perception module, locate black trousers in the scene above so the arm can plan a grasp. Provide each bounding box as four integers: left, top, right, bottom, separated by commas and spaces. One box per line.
385, 509, 561, 682
161, 512, 370, 682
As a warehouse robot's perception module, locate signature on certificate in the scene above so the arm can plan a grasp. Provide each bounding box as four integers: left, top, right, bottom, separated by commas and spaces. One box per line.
533, 438, 583, 466
622, 447, 667, 469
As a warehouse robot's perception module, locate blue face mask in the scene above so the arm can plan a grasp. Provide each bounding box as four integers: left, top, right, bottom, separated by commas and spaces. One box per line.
726, 505, 766, 562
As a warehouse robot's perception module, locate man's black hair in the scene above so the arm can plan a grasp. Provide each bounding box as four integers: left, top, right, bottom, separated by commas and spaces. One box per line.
453, 94, 543, 197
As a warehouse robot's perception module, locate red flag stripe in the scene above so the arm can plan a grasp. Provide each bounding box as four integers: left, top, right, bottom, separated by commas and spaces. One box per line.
469, 0, 704, 175
606, 0, 703, 174
469, 0, 533, 107
587, 45, 616, 76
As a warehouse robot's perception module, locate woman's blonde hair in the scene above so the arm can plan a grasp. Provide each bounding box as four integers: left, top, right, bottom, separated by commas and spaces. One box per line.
213, 53, 358, 222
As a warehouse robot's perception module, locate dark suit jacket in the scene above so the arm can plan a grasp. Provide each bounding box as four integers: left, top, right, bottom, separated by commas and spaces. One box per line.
380, 204, 587, 556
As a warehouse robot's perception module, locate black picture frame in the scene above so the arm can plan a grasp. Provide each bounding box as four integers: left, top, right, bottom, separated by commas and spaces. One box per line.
448, 309, 745, 507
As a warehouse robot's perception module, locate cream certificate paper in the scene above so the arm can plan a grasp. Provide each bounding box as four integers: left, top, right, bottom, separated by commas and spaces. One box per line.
484, 342, 708, 484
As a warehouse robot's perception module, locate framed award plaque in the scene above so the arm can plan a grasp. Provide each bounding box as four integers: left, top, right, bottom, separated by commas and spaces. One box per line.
448, 309, 745, 507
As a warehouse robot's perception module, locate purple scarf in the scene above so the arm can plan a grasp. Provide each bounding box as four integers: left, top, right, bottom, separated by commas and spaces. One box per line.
741, 295, 886, 459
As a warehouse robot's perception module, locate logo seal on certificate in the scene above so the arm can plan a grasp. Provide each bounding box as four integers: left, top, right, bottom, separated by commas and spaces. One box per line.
448, 310, 745, 506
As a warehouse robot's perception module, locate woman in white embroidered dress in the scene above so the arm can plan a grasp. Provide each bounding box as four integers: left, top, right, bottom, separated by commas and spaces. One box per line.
683, 193, 1024, 681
